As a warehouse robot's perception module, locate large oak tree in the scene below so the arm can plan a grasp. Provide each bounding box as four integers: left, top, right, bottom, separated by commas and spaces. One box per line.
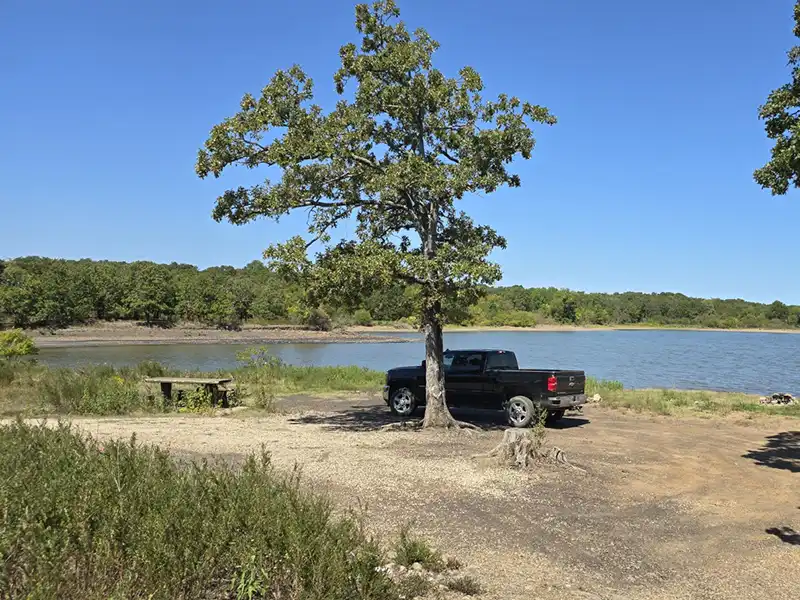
196, 0, 555, 427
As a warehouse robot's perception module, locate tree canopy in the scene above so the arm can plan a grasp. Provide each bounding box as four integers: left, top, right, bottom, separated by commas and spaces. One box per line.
196, 0, 555, 426
755, 1, 800, 194
2, 257, 799, 331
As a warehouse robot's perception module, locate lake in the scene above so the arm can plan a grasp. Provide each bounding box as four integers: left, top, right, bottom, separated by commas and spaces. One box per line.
36, 330, 800, 395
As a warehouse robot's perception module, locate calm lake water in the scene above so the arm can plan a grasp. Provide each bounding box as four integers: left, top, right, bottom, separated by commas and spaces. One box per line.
37, 330, 800, 395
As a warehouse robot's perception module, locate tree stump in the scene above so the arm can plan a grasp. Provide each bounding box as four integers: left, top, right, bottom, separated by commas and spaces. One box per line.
485, 429, 537, 468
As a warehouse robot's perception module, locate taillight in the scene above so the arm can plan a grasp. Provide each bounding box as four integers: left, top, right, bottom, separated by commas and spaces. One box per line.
547, 376, 557, 392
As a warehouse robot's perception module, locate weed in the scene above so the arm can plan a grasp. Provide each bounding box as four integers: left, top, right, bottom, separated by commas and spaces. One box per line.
0, 420, 400, 600
531, 407, 548, 455
446, 575, 483, 596
393, 526, 445, 572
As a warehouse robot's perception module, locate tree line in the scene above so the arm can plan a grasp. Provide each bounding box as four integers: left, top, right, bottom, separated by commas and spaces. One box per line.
1, 256, 797, 331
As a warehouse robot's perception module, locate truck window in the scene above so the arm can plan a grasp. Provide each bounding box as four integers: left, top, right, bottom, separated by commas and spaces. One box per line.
486, 352, 517, 370
445, 352, 484, 371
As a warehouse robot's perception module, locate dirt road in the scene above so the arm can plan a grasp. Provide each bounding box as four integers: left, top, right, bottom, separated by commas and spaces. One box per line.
67, 398, 799, 600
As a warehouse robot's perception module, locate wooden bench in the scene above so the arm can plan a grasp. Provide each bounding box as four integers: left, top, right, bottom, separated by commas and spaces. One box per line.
145, 377, 233, 407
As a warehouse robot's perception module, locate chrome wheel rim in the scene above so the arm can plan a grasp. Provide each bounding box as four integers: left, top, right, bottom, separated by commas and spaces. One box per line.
391, 388, 414, 414
508, 400, 529, 425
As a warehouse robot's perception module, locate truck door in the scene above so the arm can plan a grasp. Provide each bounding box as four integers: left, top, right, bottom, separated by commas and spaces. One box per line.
444, 351, 486, 407
482, 351, 516, 407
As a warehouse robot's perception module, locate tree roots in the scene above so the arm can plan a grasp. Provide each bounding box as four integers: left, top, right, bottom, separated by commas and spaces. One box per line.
479, 429, 584, 471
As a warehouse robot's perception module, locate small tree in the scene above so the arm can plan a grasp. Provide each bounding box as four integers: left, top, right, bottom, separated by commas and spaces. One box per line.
0, 329, 38, 359
196, 0, 555, 427
756, 1, 800, 194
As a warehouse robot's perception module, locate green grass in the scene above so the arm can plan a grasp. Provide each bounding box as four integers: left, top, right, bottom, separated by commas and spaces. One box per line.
0, 357, 385, 417
0, 420, 402, 600
587, 377, 800, 417
393, 525, 446, 572
237, 364, 384, 395
1, 358, 796, 420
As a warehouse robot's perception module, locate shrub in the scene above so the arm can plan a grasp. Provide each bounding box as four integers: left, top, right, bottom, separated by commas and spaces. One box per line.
0, 329, 38, 359
353, 308, 373, 326
307, 308, 333, 331
0, 421, 399, 600
446, 575, 483, 596
35, 365, 162, 415
502, 310, 537, 328
393, 526, 445, 572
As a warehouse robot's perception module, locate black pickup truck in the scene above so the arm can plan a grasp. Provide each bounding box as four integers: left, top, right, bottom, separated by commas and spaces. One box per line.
383, 349, 586, 427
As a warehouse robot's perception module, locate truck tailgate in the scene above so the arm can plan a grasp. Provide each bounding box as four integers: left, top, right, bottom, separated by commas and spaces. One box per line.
552, 371, 585, 395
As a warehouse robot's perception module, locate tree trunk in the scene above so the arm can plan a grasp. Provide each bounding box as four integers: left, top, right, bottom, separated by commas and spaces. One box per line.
422, 302, 457, 428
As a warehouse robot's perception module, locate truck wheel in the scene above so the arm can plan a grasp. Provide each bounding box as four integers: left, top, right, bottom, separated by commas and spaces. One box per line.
546, 409, 565, 423
506, 396, 537, 428
389, 387, 418, 417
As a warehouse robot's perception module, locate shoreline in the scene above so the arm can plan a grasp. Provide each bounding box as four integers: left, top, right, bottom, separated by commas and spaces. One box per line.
31, 323, 413, 348
355, 323, 800, 335
27, 321, 800, 348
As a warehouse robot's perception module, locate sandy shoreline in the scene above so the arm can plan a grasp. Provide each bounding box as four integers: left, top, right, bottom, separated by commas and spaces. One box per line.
31, 323, 413, 348
355, 323, 800, 334
28, 321, 800, 348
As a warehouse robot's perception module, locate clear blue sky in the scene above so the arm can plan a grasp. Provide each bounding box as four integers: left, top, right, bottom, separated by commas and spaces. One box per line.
1, 0, 798, 303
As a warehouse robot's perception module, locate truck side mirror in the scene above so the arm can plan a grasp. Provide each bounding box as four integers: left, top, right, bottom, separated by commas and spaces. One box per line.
421, 360, 426, 369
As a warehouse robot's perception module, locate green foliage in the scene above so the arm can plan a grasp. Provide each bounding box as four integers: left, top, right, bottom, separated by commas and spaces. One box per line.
0, 420, 399, 599
126, 262, 177, 324
586, 380, 800, 417
353, 308, 373, 326
393, 526, 445, 572
0, 329, 38, 358
196, 0, 555, 341
756, 1, 800, 194
306, 307, 333, 331
3, 257, 800, 331
36, 366, 162, 415
585, 377, 624, 395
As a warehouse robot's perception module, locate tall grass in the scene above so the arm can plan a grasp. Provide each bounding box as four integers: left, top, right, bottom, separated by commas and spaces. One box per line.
587, 377, 800, 417
0, 420, 400, 599
1, 357, 796, 419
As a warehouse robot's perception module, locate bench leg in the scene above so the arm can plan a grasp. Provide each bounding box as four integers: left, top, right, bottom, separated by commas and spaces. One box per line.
159, 382, 172, 405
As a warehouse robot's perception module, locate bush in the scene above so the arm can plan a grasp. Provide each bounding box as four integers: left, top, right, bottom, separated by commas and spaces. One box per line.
353, 308, 373, 326
36, 366, 161, 415
0, 421, 399, 600
306, 308, 332, 331
393, 526, 445, 572
0, 329, 38, 358
501, 310, 537, 328
446, 575, 483, 596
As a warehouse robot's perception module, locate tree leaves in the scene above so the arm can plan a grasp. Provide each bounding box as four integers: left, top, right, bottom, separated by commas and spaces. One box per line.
755, 1, 800, 194
196, 0, 555, 321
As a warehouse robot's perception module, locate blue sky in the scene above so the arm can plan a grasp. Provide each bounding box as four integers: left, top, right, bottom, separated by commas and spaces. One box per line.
1, 0, 798, 303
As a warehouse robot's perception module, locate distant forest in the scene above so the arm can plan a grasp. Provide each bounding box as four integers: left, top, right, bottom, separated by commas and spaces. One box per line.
1, 256, 798, 331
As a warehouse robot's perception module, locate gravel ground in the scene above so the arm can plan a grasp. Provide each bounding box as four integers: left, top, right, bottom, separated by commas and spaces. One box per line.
62, 398, 800, 600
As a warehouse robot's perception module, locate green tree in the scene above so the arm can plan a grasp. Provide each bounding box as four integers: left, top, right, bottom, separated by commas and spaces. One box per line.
767, 300, 790, 322
195, 0, 555, 427
126, 263, 176, 325
755, 1, 800, 194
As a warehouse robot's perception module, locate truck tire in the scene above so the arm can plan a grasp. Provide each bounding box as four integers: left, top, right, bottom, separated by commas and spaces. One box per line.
389, 387, 418, 418
506, 396, 538, 428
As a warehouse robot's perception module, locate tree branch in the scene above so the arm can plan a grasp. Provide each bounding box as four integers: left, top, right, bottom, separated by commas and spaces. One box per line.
350, 154, 385, 171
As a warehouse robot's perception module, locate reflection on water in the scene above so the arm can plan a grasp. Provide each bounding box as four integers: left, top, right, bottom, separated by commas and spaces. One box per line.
37, 330, 800, 395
